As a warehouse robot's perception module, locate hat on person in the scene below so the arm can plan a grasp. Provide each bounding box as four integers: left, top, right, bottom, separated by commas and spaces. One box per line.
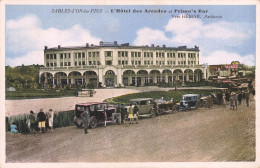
49, 109, 53, 111
30, 110, 34, 114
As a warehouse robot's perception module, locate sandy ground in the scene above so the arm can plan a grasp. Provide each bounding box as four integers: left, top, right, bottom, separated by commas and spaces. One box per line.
6, 96, 255, 163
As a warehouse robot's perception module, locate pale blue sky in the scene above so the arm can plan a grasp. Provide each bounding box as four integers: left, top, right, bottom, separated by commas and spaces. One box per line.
5, 5, 256, 66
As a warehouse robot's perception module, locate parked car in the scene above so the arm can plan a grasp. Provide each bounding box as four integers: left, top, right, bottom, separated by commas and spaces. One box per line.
176, 94, 199, 111
129, 98, 157, 117
73, 102, 120, 128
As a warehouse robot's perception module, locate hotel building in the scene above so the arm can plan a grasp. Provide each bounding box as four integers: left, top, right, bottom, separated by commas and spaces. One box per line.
39, 41, 208, 87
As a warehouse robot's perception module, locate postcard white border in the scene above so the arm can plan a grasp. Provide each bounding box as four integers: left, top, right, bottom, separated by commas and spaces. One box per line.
0, 0, 259, 168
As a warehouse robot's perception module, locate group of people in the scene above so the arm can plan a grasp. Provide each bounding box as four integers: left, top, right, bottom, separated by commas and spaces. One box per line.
28, 108, 54, 134
213, 89, 251, 110
228, 90, 250, 110
10, 108, 54, 134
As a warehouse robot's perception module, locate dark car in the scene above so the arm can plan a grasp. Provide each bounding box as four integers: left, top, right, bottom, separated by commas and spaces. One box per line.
177, 94, 199, 111
73, 102, 119, 128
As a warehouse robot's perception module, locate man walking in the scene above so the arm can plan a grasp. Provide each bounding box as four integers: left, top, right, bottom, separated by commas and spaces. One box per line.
81, 109, 90, 134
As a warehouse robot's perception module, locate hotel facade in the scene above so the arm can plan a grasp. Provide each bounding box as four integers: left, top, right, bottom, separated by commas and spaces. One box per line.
39, 41, 208, 87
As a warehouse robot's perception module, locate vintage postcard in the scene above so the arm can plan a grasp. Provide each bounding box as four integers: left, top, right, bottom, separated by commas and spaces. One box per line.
0, 0, 259, 168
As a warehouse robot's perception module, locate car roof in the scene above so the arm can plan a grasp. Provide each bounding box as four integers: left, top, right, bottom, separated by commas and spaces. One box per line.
76, 102, 107, 106
130, 98, 153, 102
183, 94, 199, 97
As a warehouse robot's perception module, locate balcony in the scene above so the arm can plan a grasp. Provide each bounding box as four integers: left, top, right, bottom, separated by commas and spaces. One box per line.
40, 64, 204, 71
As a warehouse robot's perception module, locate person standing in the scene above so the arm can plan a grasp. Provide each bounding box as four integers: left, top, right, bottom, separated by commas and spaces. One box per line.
81, 108, 90, 134
245, 91, 250, 107
238, 91, 242, 105
234, 92, 238, 109
47, 109, 54, 132
37, 109, 46, 133
225, 91, 230, 103
222, 94, 226, 106
217, 92, 222, 105
120, 104, 126, 124
133, 103, 139, 124
229, 93, 234, 110
29, 111, 36, 134
128, 104, 134, 124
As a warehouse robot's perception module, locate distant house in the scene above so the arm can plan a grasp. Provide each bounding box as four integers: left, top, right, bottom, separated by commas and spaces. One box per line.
6, 87, 16, 92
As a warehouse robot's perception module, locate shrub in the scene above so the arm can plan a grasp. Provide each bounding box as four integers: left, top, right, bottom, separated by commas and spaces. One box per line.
6, 110, 75, 133
107, 90, 212, 105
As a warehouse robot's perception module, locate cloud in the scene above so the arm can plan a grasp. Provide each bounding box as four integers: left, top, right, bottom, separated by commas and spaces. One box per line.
133, 27, 170, 46
133, 16, 255, 65
6, 50, 43, 67
6, 14, 102, 66
200, 50, 255, 66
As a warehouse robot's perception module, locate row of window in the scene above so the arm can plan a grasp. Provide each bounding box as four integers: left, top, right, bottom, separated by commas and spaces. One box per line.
47, 52, 197, 60
144, 52, 153, 57
88, 52, 100, 57
48, 60, 197, 67
156, 52, 165, 58
75, 52, 85, 59
46, 54, 57, 59
188, 53, 196, 58
118, 60, 128, 65
118, 51, 128, 57
74, 61, 101, 66
131, 52, 141, 57
60, 53, 70, 59
178, 53, 186, 58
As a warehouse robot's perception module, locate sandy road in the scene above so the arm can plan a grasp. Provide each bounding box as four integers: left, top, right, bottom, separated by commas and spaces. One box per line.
6, 97, 255, 163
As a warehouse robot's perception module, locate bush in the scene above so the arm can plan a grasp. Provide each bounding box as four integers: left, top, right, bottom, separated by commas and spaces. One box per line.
6, 89, 75, 100
6, 110, 75, 133
107, 90, 212, 105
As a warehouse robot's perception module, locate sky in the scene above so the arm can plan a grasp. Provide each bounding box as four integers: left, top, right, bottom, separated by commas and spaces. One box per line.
5, 5, 256, 67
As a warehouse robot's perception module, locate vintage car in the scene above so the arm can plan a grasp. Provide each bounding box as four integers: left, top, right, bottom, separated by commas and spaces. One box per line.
153, 98, 176, 114
73, 102, 120, 128
129, 98, 157, 117
176, 94, 199, 111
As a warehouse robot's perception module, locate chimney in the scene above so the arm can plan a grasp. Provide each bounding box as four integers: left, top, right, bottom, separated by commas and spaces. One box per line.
86, 43, 89, 47
44, 46, 48, 50
58, 45, 61, 49
151, 44, 154, 47
91, 44, 94, 46
113, 41, 118, 46
99, 41, 103, 46
163, 44, 166, 48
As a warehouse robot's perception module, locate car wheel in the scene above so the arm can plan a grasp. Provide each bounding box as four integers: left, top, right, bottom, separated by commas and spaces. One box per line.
157, 109, 162, 115
150, 109, 156, 118
74, 119, 83, 128
76, 122, 83, 128
89, 117, 98, 128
